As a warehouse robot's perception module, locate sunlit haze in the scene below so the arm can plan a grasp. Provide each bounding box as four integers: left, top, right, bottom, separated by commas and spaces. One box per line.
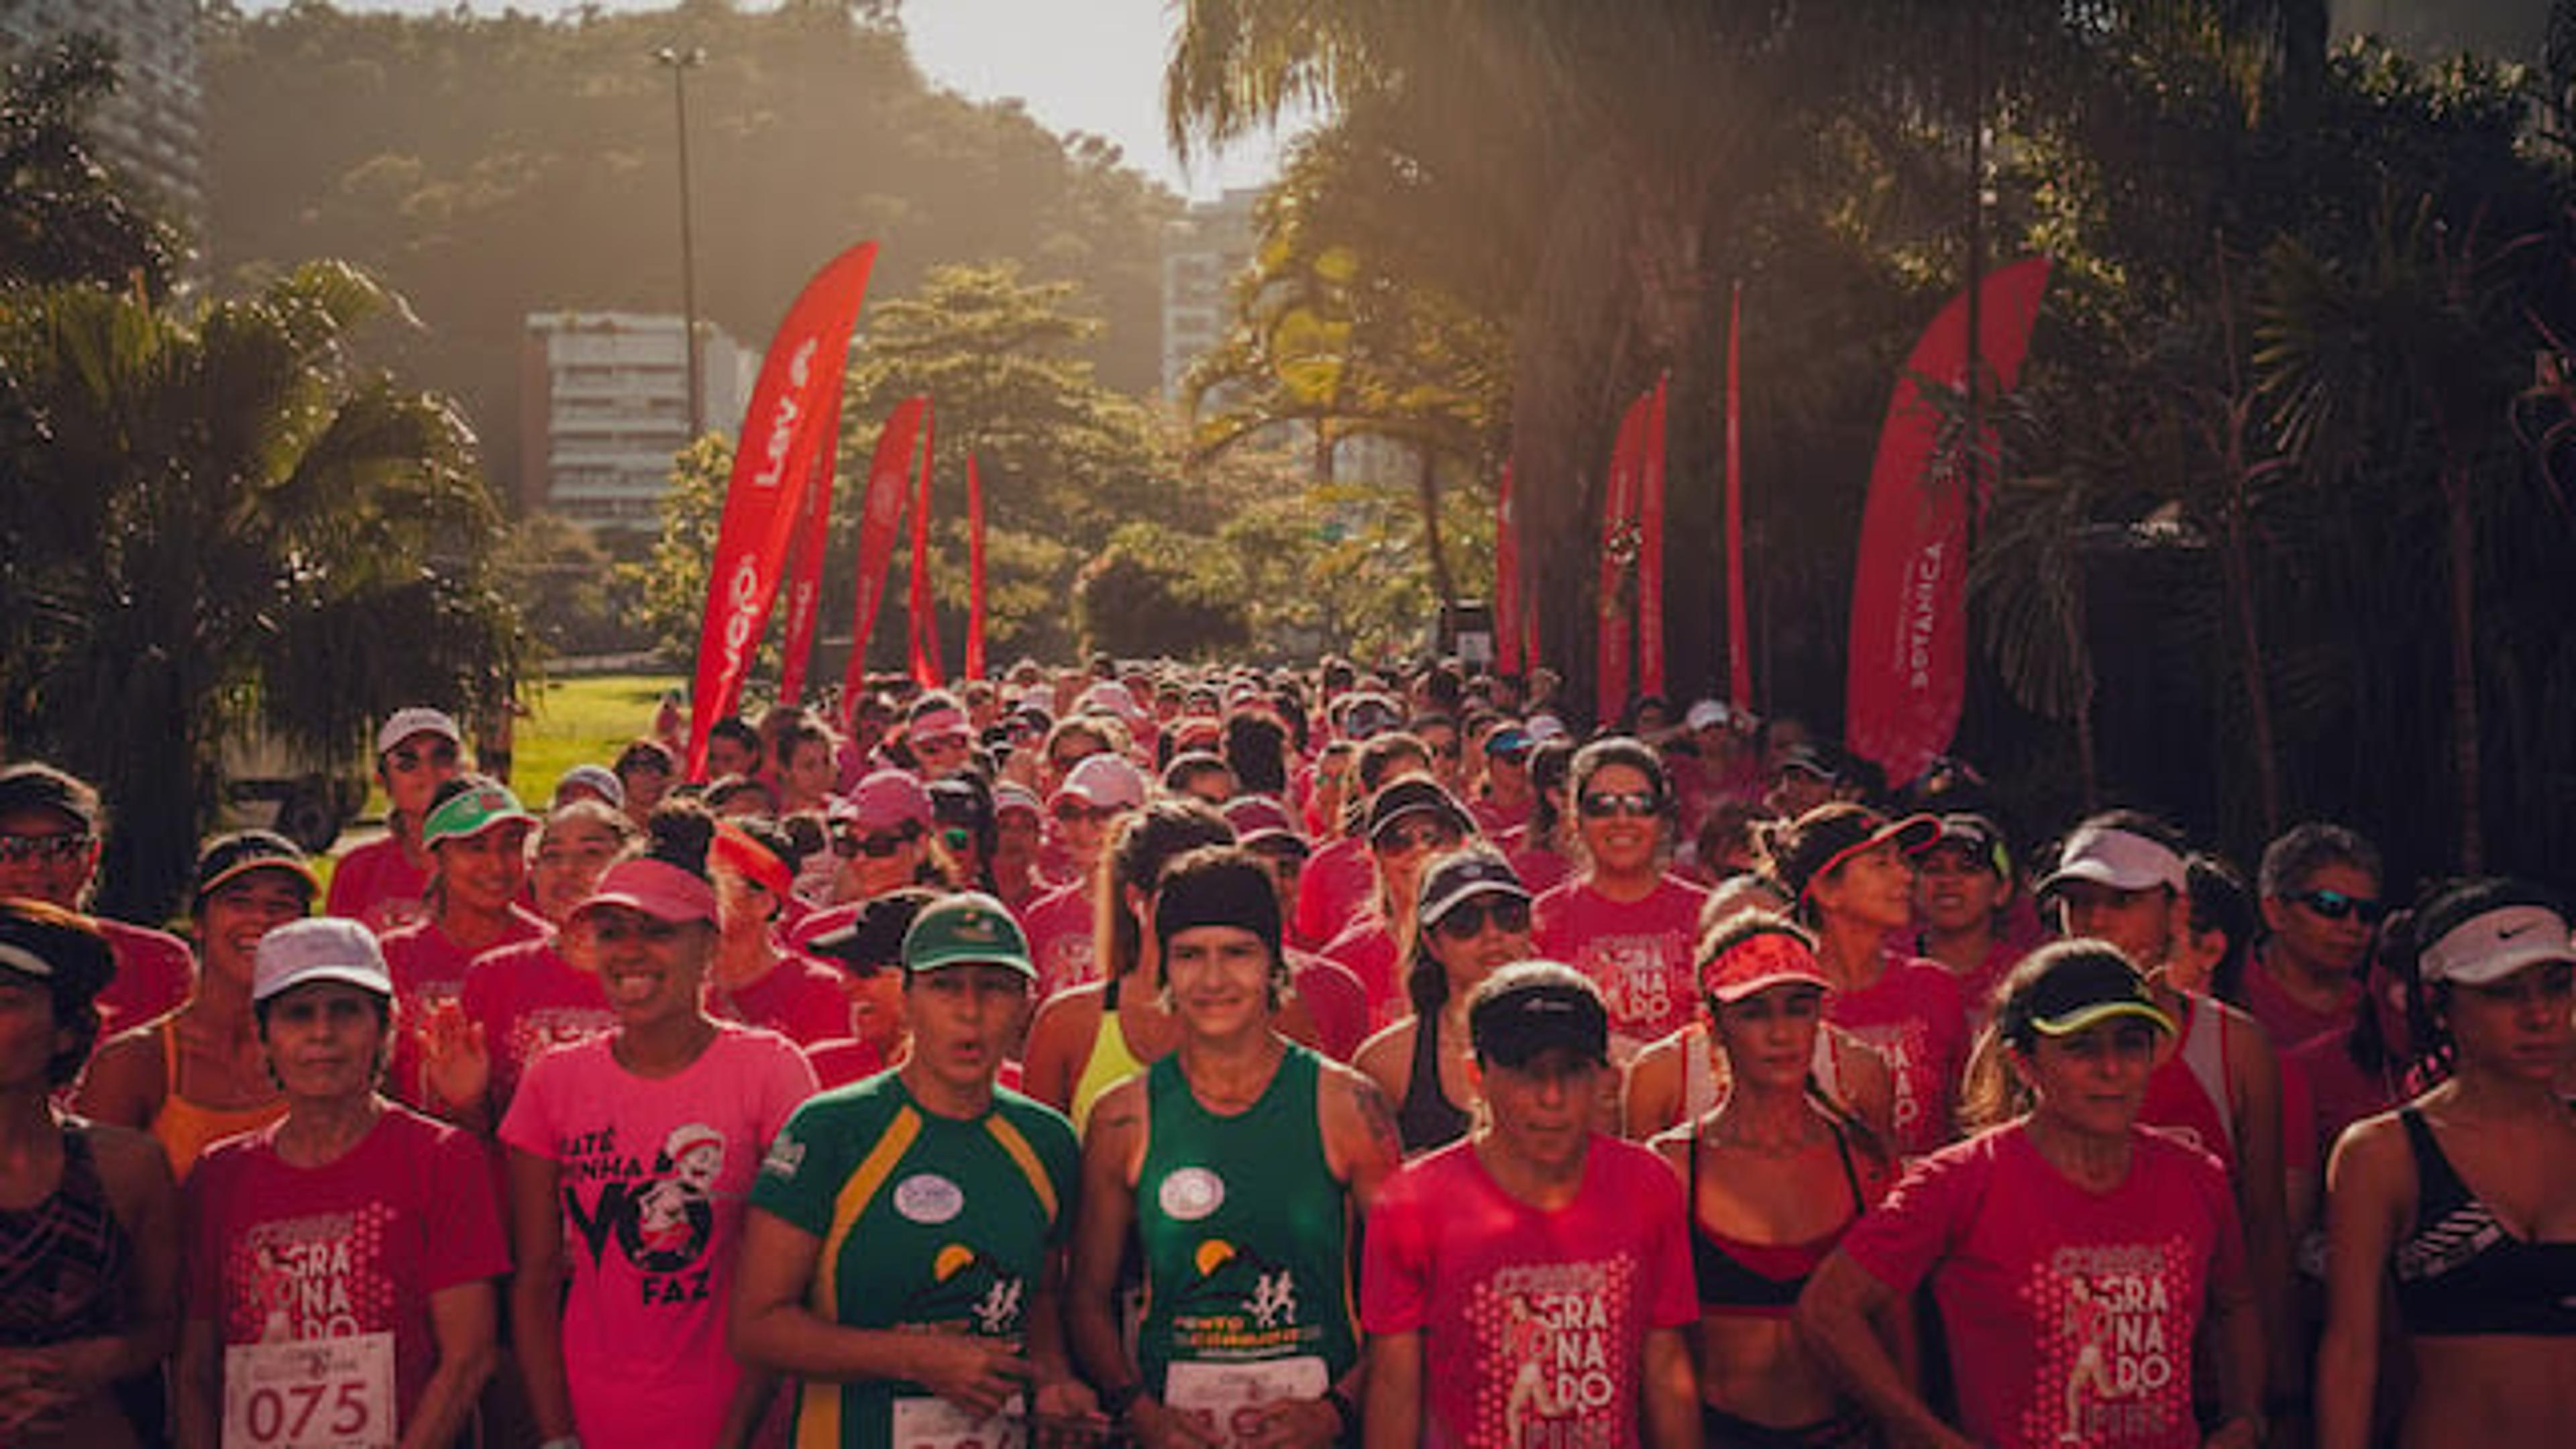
241, 0, 1290, 201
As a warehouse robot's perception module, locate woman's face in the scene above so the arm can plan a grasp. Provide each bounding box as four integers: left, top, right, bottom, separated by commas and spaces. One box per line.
1915, 843, 2006, 934
1163, 924, 1276, 1038
262, 982, 387, 1102
198, 871, 311, 987
1574, 762, 1662, 879
531, 818, 625, 924
380, 731, 462, 818
1814, 839, 1917, 933
2019, 1018, 2160, 1138
0, 806, 96, 910
1426, 892, 1533, 987
1713, 983, 1825, 1091
0, 971, 66, 1093
784, 737, 839, 804
835, 822, 924, 902
712, 863, 777, 942
437, 823, 533, 918
581, 905, 714, 1028
840, 962, 907, 1051
2443, 960, 2576, 1083
1373, 812, 1464, 912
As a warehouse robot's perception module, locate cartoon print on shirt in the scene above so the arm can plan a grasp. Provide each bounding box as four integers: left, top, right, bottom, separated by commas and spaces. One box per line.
559, 1120, 728, 1299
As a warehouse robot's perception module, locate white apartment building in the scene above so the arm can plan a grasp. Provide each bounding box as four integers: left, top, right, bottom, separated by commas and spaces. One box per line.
520, 311, 751, 531
1, 0, 203, 223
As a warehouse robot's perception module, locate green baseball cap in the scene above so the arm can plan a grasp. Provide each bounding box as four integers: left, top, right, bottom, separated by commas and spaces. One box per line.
422, 780, 537, 849
900, 892, 1036, 980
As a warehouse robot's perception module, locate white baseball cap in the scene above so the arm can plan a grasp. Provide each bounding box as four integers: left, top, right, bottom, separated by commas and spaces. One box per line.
253, 918, 393, 1004
2037, 822, 2187, 897
376, 707, 462, 757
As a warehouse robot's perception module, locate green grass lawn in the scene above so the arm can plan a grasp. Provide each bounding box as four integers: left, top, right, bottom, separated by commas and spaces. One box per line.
348, 672, 683, 834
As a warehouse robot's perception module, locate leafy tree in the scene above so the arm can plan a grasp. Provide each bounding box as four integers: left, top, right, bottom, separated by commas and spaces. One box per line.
0, 262, 528, 916
0, 33, 179, 294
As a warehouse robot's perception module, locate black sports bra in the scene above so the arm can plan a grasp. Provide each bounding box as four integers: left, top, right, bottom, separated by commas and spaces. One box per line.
1690, 1120, 1863, 1318
1395, 1017, 1472, 1153
2390, 1106, 2576, 1337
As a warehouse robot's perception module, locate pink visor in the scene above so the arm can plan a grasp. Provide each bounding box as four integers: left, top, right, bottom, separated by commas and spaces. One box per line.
574, 858, 717, 926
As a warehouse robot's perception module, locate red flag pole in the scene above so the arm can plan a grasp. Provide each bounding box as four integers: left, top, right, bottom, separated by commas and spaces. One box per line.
1495, 462, 1521, 676
1637, 374, 1670, 700
1726, 280, 1752, 712
907, 400, 944, 688
841, 397, 927, 706
964, 454, 988, 680
684, 240, 877, 780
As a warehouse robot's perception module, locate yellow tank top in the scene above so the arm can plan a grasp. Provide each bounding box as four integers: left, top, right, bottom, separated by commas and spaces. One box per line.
149, 1016, 286, 1181
1069, 977, 1151, 1133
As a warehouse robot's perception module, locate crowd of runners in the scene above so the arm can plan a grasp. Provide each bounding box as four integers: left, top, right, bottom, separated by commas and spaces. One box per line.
0, 653, 2569, 1448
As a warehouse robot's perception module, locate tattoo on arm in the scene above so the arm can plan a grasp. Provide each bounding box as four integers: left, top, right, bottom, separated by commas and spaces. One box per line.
1352, 1075, 1403, 1163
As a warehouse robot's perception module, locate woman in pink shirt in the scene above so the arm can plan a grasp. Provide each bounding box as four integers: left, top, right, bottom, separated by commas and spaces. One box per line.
380, 778, 545, 1115
1531, 738, 1709, 1059
500, 804, 818, 1449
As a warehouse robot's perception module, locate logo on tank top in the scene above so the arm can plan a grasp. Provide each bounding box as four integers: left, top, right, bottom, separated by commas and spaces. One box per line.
1159, 1167, 1226, 1222
896, 1173, 967, 1224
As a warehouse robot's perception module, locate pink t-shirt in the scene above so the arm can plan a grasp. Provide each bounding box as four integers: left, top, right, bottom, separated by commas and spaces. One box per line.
1468, 792, 1532, 839
325, 835, 434, 935
498, 1025, 818, 1449
1505, 839, 1572, 898
1363, 1136, 1697, 1449
710, 949, 850, 1046
1825, 951, 1969, 1157
94, 918, 193, 1040
458, 937, 616, 1118
1532, 875, 1712, 1051
1320, 916, 1402, 1031
1294, 836, 1376, 951
1021, 879, 1099, 1000
2288, 1028, 2398, 1175
1288, 950, 1368, 1061
1840, 1124, 2246, 1449
381, 908, 547, 1111
186, 1106, 510, 1437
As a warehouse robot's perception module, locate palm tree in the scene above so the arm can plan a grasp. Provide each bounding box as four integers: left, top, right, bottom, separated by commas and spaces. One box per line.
0, 262, 528, 916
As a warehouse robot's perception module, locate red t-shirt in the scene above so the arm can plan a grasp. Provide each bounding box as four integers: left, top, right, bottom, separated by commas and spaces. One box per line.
1294, 837, 1376, 951
1839, 1124, 2246, 1449
1532, 875, 1712, 1051
186, 1106, 510, 1438
1019, 879, 1099, 1000
458, 936, 616, 1118
1505, 841, 1572, 898
802, 1036, 888, 1091
1362, 1135, 1698, 1449
94, 918, 193, 1040
710, 949, 850, 1046
2288, 1028, 2398, 1175
1320, 916, 1402, 1032
325, 835, 434, 936
381, 909, 547, 1111
1468, 792, 1532, 839
2241, 954, 2354, 1055
1825, 949, 1969, 1157
1288, 950, 1368, 1061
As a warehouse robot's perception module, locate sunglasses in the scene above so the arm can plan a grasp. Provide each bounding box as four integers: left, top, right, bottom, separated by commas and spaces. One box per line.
1378, 821, 1460, 854
1433, 898, 1532, 940
387, 745, 460, 774
0, 833, 94, 865
1053, 803, 1109, 824
835, 827, 918, 859
1578, 791, 1660, 820
2292, 888, 2387, 924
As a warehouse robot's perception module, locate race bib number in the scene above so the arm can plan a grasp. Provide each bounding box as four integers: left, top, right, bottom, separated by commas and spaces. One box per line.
221, 1332, 395, 1449
893, 1392, 1025, 1449
1163, 1357, 1328, 1447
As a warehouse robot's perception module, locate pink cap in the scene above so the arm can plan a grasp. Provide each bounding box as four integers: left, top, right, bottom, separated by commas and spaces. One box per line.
993, 782, 1044, 818
1222, 794, 1297, 840
910, 704, 970, 745
1051, 753, 1147, 812
575, 857, 717, 926
849, 768, 934, 832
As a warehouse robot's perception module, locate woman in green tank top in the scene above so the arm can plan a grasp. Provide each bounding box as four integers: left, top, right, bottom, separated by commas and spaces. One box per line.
1071, 847, 1402, 1449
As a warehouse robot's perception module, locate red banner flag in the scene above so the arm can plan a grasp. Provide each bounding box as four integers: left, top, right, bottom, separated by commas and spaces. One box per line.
1844, 256, 2052, 787
964, 454, 988, 681
1494, 462, 1521, 676
841, 396, 928, 707
1725, 280, 1752, 713
907, 400, 944, 688
684, 241, 877, 780
1637, 374, 1670, 700
1595, 390, 1650, 725
773, 380, 844, 707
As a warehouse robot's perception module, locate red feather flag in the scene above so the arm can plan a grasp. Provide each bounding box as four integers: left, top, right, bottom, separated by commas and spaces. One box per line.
840, 396, 927, 706
964, 454, 988, 681
907, 400, 944, 688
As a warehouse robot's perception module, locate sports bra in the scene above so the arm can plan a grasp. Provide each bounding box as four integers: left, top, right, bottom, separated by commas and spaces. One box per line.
1069, 977, 1151, 1134
149, 1016, 286, 1182
2390, 1106, 2576, 1336
1395, 1016, 1472, 1152
1690, 1119, 1864, 1318
0, 1127, 132, 1346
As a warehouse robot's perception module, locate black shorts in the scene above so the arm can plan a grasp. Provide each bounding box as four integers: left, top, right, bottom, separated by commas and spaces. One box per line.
1699, 1401, 1878, 1449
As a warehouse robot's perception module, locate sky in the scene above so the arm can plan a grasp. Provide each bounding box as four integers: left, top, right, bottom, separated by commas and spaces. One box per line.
244, 0, 1293, 201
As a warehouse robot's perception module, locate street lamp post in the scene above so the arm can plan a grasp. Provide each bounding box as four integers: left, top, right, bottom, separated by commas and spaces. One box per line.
655, 45, 706, 439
